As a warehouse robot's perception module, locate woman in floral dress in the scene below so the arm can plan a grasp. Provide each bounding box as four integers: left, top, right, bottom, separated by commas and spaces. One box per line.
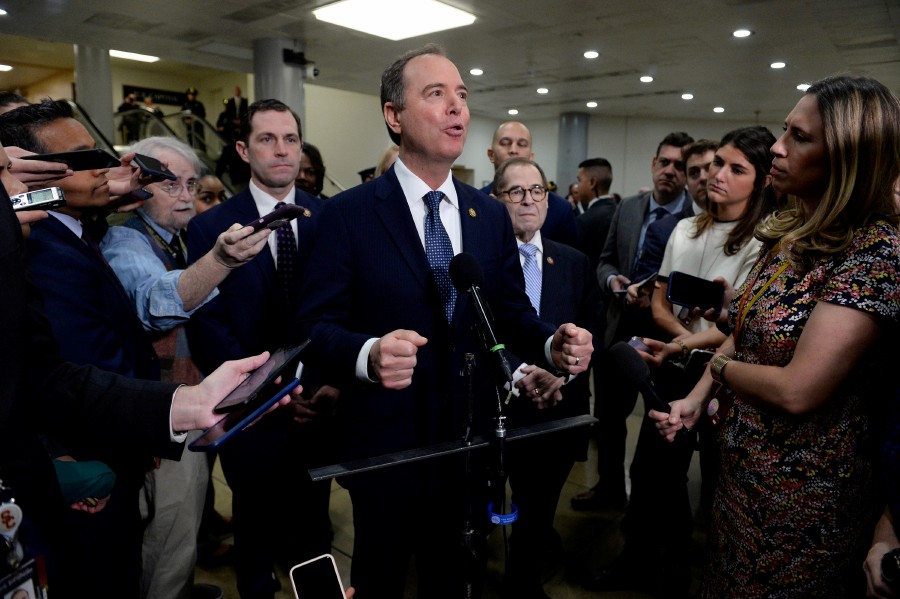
651, 75, 900, 597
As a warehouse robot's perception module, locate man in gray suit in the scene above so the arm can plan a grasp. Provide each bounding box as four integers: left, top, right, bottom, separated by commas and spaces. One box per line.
571, 131, 693, 511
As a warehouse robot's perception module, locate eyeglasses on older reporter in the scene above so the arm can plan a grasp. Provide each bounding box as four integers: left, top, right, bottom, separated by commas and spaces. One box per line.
500, 185, 547, 203
156, 179, 200, 197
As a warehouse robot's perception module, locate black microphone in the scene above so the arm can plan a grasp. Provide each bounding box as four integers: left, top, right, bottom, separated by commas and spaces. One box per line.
608, 341, 671, 414
449, 253, 514, 385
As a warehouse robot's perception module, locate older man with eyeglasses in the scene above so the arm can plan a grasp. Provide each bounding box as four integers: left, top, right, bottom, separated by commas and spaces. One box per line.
102, 136, 270, 598
491, 156, 605, 598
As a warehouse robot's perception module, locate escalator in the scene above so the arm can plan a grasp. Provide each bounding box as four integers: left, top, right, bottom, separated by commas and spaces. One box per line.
112, 107, 239, 192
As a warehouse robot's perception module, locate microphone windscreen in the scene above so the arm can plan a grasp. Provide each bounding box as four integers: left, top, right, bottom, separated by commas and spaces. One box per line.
449, 252, 484, 291
609, 341, 652, 386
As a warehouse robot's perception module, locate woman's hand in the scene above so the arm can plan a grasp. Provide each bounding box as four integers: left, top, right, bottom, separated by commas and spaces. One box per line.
649, 395, 704, 442
637, 337, 678, 369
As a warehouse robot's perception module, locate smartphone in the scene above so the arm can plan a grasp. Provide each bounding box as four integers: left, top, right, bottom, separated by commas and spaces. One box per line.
627, 336, 650, 353
188, 378, 301, 452
245, 203, 308, 231
213, 342, 308, 413
10, 186, 66, 211
132, 153, 178, 181
684, 349, 715, 384
665, 270, 725, 313
289, 554, 346, 599
20, 148, 120, 171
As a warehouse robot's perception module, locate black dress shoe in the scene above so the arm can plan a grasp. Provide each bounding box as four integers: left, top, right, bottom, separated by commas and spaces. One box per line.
569, 484, 628, 511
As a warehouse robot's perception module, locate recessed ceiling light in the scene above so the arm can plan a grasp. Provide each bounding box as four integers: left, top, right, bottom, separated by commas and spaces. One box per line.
0, 65, 12, 72
109, 50, 159, 63
770, 61, 786, 69
508, 109, 519, 115
682, 93, 694, 100
797, 83, 811, 91
536, 87, 549, 94
640, 75, 654, 83
0, 9, 8, 16
313, 0, 475, 41
713, 106, 725, 113
469, 68, 483, 76
586, 101, 598, 108
584, 50, 599, 59
733, 29, 753, 38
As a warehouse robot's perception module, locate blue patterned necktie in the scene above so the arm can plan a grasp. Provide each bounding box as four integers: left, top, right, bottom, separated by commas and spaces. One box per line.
423, 191, 456, 323
519, 242, 542, 315
274, 201, 299, 305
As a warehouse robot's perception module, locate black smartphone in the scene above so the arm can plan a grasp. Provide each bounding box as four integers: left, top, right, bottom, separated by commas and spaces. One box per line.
213, 342, 308, 414
244, 204, 308, 231
10, 186, 66, 211
289, 554, 346, 599
132, 153, 178, 181
20, 148, 120, 171
665, 270, 725, 313
188, 378, 301, 452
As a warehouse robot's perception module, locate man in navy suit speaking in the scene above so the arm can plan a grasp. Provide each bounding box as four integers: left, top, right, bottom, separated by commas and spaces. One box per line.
296, 44, 594, 598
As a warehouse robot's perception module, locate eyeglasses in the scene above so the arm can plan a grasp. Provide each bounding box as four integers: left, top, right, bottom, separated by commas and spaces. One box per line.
501, 185, 547, 203
157, 179, 199, 197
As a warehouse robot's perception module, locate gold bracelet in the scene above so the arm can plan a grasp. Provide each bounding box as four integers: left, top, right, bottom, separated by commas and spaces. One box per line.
673, 339, 690, 360
709, 354, 732, 384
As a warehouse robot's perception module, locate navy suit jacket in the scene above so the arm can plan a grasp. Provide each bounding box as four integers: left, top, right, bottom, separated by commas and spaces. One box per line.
26, 216, 177, 467
481, 184, 578, 248
576, 195, 617, 272
297, 168, 557, 475
632, 202, 696, 283
0, 189, 181, 590
185, 186, 324, 374
506, 238, 605, 461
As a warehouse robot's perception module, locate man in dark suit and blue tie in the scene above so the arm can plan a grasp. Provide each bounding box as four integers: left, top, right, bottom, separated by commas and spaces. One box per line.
186, 99, 336, 599
296, 45, 594, 599
490, 157, 604, 598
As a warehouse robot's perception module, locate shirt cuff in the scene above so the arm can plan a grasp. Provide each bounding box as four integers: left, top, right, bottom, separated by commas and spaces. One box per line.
169, 385, 189, 443
356, 338, 379, 383
504, 363, 530, 396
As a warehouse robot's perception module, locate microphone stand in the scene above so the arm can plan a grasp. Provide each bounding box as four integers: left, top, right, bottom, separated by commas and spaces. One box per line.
460, 353, 478, 599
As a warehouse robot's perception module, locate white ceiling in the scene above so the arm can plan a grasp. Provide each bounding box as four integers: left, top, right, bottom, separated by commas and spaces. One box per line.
0, 0, 898, 123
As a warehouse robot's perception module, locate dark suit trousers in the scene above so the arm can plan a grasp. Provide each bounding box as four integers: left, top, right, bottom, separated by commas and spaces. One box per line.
219, 416, 332, 599
505, 433, 574, 592
347, 457, 482, 599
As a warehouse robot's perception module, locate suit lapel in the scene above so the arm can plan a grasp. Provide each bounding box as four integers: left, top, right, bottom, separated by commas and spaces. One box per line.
372, 171, 431, 291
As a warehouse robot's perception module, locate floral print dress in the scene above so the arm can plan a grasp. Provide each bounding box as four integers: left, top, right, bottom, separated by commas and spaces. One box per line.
703, 221, 900, 598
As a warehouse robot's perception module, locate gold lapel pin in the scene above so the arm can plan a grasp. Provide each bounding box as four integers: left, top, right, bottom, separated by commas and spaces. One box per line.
546, 256, 554, 265
468, 208, 477, 218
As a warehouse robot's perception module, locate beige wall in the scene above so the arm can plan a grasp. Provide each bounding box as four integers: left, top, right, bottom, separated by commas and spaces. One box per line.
20, 64, 783, 200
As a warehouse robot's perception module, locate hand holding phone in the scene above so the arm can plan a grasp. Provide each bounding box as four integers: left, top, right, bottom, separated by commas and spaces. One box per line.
665, 271, 725, 313
245, 203, 310, 231
132, 153, 178, 181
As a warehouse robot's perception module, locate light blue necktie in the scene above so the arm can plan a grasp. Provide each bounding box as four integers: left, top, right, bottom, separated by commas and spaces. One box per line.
423, 191, 456, 322
519, 242, 541, 316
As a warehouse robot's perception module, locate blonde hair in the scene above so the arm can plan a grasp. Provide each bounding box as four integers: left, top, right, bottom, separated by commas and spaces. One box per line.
756, 75, 900, 270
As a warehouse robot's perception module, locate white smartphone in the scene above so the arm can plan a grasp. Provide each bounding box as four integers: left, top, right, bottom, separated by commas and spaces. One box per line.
289, 554, 346, 599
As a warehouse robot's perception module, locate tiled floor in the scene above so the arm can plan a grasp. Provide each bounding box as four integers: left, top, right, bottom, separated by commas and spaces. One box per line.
195, 396, 705, 598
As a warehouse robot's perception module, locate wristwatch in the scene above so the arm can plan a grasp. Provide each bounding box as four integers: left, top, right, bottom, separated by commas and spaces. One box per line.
709, 354, 732, 384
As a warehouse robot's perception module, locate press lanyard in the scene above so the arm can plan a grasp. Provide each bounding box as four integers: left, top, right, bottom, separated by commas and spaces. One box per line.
733, 244, 789, 351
